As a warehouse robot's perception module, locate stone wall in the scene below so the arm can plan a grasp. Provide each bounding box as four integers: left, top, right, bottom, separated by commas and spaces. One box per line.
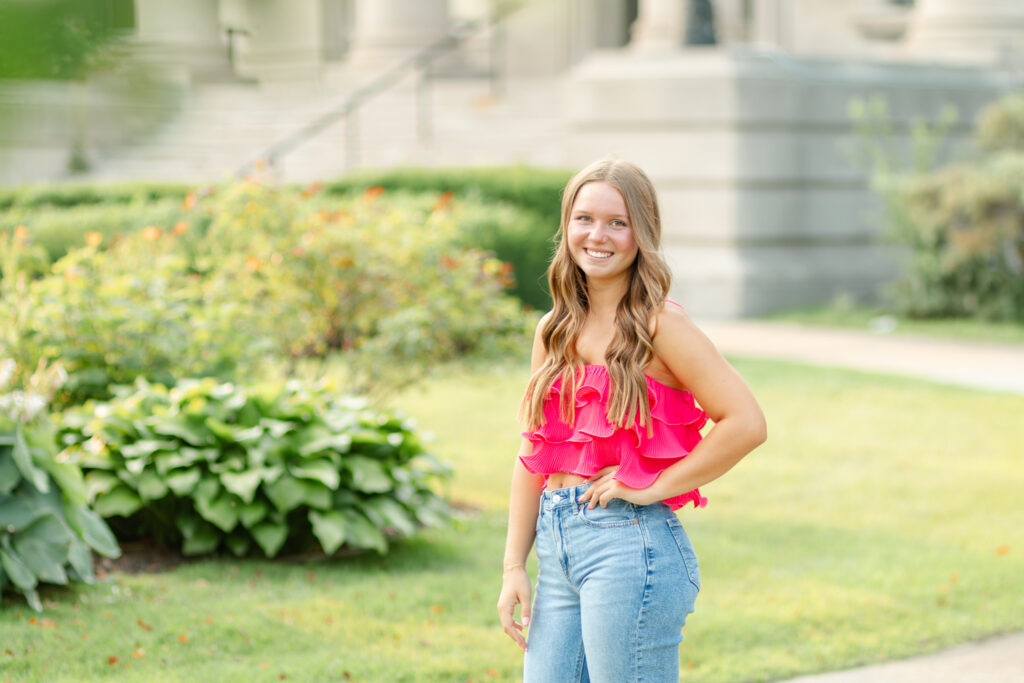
566, 47, 1020, 317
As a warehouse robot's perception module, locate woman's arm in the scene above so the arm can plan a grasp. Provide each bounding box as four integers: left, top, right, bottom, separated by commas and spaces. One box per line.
581, 304, 766, 508
496, 314, 549, 650
497, 453, 544, 650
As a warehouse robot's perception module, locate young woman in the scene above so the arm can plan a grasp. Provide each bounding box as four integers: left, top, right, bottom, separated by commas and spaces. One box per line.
496, 159, 767, 682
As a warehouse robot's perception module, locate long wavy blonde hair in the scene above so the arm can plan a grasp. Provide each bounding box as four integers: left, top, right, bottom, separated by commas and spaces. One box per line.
522, 158, 672, 433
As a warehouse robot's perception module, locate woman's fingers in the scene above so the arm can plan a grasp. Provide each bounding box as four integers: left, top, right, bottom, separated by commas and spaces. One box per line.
497, 573, 531, 651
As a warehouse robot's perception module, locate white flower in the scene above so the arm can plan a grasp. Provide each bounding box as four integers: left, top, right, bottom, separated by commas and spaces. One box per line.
0, 390, 47, 423
0, 359, 15, 391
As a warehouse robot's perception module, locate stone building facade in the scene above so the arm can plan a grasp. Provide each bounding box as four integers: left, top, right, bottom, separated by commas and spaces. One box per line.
5, 0, 1024, 315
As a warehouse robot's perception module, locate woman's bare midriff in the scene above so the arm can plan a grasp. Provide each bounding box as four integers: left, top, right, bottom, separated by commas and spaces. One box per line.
546, 466, 617, 491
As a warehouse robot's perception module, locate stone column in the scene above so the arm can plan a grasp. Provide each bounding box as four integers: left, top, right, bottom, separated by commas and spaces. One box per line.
229, 0, 325, 82
750, 0, 791, 49
133, 0, 234, 82
345, 0, 452, 70
904, 0, 1024, 65
630, 0, 686, 52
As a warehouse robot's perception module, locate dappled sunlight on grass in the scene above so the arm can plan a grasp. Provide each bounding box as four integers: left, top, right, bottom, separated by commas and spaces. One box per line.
2, 358, 1022, 681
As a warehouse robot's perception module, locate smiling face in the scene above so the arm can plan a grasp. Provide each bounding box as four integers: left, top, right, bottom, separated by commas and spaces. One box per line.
566, 181, 639, 287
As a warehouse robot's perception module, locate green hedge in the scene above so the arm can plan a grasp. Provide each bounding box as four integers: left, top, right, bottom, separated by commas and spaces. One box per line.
324, 166, 572, 309
1, 167, 568, 309
59, 378, 451, 558
878, 93, 1024, 321
0, 182, 192, 211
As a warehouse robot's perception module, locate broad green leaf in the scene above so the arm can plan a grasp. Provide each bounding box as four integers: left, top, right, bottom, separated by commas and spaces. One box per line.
193, 478, 221, 508
176, 513, 220, 556
196, 492, 239, 532
220, 470, 263, 504
208, 454, 245, 473
225, 531, 251, 557
363, 497, 417, 536
264, 475, 305, 514
260, 418, 294, 439
123, 457, 147, 475
83, 471, 120, 501
289, 459, 340, 490
250, 518, 288, 557
153, 448, 204, 475
0, 496, 50, 532
0, 451, 20, 494
338, 510, 386, 553
296, 430, 352, 457
413, 495, 452, 529
40, 459, 86, 507
120, 439, 178, 458
0, 547, 36, 591
93, 485, 142, 518
204, 417, 239, 442
165, 468, 201, 496
308, 509, 346, 554
182, 523, 220, 556
12, 429, 48, 494
345, 456, 392, 493
13, 516, 73, 584
71, 507, 120, 558
237, 500, 269, 528
66, 536, 95, 582
137, 469, 169, 501
151, 415, 212, 446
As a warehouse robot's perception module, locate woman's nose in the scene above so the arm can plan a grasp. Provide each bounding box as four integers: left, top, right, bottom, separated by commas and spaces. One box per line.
590, 222, 609, 241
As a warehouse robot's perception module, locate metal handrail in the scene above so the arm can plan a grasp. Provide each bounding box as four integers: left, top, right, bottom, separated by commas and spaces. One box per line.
234, 13, 507, 179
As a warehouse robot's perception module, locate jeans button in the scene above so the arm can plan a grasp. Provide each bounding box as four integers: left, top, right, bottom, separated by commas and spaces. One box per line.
551, 494, 561, 502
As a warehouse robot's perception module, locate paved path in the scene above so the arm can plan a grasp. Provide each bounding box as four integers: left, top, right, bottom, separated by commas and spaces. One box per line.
698, 319, 1024, 395
696, 319, 1024, 682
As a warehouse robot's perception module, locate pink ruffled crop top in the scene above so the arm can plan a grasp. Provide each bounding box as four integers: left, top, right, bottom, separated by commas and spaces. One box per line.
520, 364, 708, 510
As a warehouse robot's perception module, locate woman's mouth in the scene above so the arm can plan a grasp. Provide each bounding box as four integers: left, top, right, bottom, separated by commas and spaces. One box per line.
585, 248, 613, 259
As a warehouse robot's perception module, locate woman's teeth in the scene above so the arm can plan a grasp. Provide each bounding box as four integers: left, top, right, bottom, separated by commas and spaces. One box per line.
585, 249, 612, 259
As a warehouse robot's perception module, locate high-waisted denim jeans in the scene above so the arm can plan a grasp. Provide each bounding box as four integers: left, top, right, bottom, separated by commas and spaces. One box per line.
523, 483, 701, 683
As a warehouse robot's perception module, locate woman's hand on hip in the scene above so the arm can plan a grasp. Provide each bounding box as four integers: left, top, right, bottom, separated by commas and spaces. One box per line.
497, 567, 531, 651
579, 469, 663, 508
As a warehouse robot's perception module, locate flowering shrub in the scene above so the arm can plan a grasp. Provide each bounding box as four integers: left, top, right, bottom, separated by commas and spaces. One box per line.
1, 181, 533, 405
876, 94, 1024, 320
59, 378, 451, 557
0, 358, 120, 611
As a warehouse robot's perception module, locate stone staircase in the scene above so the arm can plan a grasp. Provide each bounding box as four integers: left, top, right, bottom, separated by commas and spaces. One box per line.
85, 72, 568, 183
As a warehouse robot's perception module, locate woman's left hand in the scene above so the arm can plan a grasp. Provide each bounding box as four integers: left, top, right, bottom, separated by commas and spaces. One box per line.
579, 468, 663, 509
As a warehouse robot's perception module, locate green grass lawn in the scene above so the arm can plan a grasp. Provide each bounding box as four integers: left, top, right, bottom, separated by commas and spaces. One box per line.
768, 304, 1024, 345
2, 359, 1023, 682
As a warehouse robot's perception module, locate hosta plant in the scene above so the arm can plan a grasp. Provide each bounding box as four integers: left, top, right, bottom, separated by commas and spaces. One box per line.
58, 378, 452, 558
0, 359, 120, 611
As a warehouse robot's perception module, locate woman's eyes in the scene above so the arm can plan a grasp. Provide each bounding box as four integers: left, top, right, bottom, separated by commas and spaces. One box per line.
573, 215, 628, 229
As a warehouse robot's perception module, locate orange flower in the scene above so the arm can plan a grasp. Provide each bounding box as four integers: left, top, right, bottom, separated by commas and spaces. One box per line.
173, 221, 188, 235
14, 225, 28, 240
245, 256, 262, 271
182, 192, 197, 210
301, 181, 324, 198
432, 191, 454, 212
85, 232, 103, 247
363, 185, 385, 201
142, 226, 162, 241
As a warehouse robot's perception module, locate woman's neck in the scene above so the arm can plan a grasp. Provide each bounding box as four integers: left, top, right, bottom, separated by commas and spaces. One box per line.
586, 276, 628, 317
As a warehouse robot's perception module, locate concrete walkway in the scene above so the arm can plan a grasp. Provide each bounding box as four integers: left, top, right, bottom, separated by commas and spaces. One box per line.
697, 319, 1024, 682
698, 319, 1024, 395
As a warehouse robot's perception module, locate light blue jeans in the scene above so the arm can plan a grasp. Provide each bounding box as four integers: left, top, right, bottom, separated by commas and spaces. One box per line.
523, 483, 701, 683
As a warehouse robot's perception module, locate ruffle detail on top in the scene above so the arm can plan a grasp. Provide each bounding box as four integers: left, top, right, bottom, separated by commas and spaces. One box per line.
520, 365, 709, 510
